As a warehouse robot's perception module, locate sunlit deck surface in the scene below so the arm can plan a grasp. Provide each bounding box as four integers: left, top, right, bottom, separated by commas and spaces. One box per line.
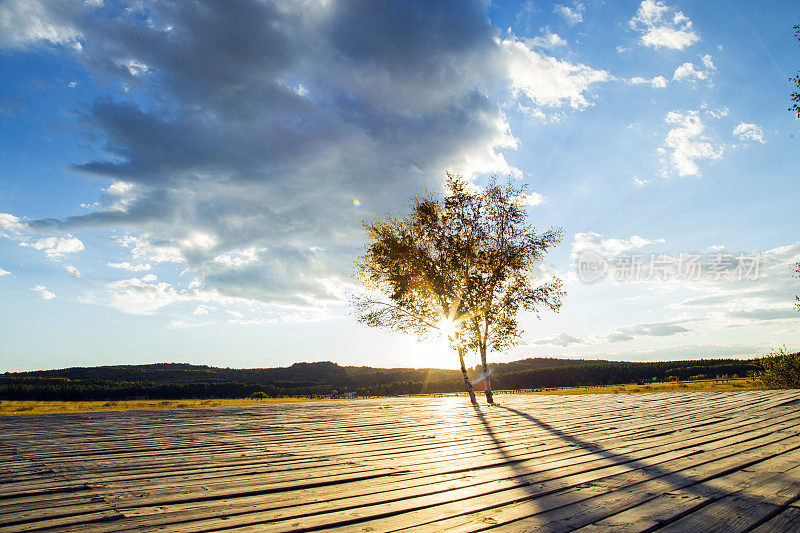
3, 392, 800, 532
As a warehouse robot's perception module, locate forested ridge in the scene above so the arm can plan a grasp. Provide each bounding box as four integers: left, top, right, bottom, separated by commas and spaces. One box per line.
0, 357, 762, 400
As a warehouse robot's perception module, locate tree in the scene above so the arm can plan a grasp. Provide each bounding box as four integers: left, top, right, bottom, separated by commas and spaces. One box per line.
353, 173, 564, 404
795, 261, 800, 311
791, 24, 800, 118
757, 346, 800, 389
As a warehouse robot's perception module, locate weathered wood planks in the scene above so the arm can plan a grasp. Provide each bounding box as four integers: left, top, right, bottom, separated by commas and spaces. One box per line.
1, 391, 800, 532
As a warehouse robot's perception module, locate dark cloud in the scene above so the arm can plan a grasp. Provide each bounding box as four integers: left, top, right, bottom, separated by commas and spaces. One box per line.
0, 0, 605, 308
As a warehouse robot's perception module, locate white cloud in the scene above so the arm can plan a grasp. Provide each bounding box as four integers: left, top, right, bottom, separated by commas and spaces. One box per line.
0, 213, 23, 231
733, 122, 765, 144
554, 3, 584, 26
534, 332, 585, 347
660, 110, 723, 177
21, 235, 84, 256
0, 267, 10, 276
502, 35, 610, 112
602, 319, 692, 343
0, 0, 83, 50
629, 0, 699, 50
518, 192, 544, 206
65, 264, 81, 279
107, 261, 152, 272
721, 308, 798, 323
293, 83, 308, 97
88, 181, 139, 213
535, 319, 695, 346
651, 75, 667, 88
32, 285, 56, 300
572, 232, 665, 258
193, 304, 215, 315
526, 31, 567, 50
701, 54, 715, 70
167, 319, 207, 329
629, 75, 667, 88
633, 177, 649, 186
674, 242, 800, 314
124, 59, 149, 77
106, 275, 178, 315
116, 235, 183, 264
673, 62, 706, 82
212, 248, 261, 268
705, 106, 729, 119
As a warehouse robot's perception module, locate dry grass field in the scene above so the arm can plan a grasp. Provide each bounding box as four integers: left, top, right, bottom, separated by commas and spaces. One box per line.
0, 397, 339, 416
2, 390, 800, 531
0, 379, 766, 416
519, 378, 764, 396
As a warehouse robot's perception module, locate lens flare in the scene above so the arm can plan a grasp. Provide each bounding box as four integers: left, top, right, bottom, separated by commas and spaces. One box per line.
437, 318, 457, 340
353, 198, 362, 209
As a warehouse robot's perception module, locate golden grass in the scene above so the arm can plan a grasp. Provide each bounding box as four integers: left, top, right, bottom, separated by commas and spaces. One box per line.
0, 397, 345, 416
506, 378, 765, 396
0, 380, 766, 416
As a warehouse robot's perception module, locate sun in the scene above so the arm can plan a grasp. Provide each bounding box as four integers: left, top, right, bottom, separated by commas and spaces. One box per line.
436, 317, 458, 340
409, 338, 460, 370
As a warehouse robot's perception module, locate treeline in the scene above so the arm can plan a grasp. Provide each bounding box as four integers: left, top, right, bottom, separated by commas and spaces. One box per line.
492, 360, 761, 390
0, 357, 762, 401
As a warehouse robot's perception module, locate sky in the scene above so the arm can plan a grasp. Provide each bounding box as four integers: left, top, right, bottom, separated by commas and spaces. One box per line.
0, 0, 798, 372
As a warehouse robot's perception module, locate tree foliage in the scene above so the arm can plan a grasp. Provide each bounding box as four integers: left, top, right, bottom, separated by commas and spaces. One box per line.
757, 346, 800, 389
791, 24, 800, 118
788, 24, 799, 310
353, 173, 564, 402
795, 261, 800, 311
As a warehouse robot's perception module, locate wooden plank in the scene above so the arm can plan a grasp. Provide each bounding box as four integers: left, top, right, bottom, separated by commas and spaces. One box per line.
656, 463, 800, 532
300, 436, 800, 533
134, 410, 796, 528
1, 391, 799, 533
751, 505, 800, 533
93, 408, 800, 513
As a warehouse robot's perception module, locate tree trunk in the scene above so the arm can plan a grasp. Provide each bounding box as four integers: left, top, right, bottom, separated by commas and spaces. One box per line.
458, 346, 477, 404
479, 344, 493, 404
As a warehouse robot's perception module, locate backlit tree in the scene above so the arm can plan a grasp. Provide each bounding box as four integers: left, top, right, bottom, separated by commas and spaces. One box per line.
353, 173, 564, 404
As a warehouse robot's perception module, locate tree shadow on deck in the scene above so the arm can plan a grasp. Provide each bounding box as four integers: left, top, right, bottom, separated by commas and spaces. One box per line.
465, 402, 800, 530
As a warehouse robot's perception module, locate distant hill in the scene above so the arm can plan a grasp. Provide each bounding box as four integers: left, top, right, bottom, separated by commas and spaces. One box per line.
0, 357, 761, 401
7, 358, 604, 388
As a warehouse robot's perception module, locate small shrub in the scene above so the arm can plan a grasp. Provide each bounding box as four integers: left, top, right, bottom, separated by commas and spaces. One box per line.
757, 346, 800, 389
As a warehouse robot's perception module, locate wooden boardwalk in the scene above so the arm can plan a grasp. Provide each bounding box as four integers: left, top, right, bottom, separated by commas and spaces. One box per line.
2, 391, 800, 532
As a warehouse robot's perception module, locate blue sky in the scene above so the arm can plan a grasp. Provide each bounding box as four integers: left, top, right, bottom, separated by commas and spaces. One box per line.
0, 0, 798, 372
